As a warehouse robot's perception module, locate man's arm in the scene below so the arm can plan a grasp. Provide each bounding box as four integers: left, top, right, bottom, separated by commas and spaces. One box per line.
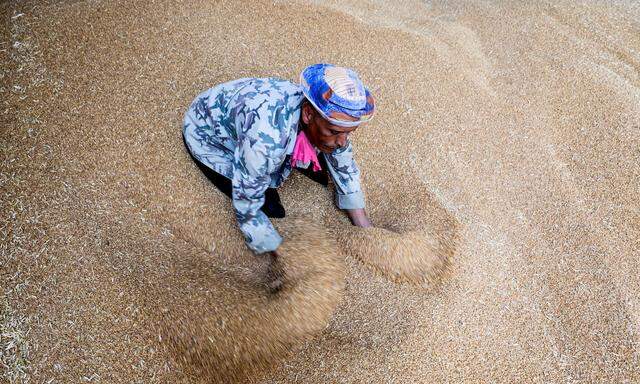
323, 141, 371, 226
232, 130, 283, 254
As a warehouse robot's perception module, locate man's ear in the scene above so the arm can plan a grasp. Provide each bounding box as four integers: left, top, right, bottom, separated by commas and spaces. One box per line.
301, 102, 312, 125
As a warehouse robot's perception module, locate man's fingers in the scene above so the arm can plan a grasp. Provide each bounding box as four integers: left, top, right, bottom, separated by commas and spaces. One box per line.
265, 258, 285, 293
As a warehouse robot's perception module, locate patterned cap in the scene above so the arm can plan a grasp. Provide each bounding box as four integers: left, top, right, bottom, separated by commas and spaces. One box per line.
300, 63, 375, 128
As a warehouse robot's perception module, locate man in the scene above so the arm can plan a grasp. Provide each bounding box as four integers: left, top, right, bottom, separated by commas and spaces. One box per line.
182, 63, 374, 266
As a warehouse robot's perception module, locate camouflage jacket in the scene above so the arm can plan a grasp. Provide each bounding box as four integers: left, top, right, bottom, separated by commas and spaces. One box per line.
183, 78, 365, 253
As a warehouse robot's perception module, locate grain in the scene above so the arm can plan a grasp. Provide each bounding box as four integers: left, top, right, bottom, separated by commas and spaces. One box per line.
340, 226, 455, 285
155, 217, 345, 383
3, 0, 639, 382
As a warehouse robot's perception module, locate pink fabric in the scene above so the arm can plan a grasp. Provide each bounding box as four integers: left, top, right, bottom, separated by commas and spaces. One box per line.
291, 131, 322, 171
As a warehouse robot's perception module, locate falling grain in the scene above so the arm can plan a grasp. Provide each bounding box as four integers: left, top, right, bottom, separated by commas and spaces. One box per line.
154, 217, 345, 383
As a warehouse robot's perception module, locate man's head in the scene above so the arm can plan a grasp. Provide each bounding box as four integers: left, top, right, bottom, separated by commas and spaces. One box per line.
299, 64, 375, 153
301, 101, 358, 153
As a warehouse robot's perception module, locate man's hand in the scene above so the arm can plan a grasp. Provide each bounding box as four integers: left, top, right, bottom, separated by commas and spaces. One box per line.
267, 250, 280, 263
265, 250, 284, 293
345, 208, 373, 228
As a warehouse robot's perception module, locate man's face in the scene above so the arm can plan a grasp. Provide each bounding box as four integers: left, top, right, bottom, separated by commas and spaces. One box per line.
301, 103, 359, 154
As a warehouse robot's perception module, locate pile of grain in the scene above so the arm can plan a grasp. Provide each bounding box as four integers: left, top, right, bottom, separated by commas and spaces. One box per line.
337, 184, 458, 285
340, 226, 455, 285
152, 217, 345, 383
4, 0, 639, 382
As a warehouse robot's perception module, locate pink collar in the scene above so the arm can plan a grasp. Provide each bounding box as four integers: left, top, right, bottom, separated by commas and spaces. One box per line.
290, 130, 322, 171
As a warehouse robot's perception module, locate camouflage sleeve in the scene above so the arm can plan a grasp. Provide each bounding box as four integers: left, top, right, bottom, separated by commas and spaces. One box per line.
323, 141, 366, 210
231, 119, 285, 254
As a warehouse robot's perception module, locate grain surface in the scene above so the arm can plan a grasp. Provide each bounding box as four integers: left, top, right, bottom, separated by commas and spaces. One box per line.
2, 0, 639, 382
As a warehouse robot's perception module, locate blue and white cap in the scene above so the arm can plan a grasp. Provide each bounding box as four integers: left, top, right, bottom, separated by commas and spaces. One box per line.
300, 63, 375, 127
